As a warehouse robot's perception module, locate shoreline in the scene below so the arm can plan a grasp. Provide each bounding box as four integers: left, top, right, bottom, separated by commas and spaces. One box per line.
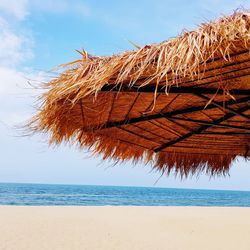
0, 206, 250, 250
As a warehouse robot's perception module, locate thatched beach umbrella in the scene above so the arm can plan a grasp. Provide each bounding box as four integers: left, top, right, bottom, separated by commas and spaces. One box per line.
31, 10, 250, 177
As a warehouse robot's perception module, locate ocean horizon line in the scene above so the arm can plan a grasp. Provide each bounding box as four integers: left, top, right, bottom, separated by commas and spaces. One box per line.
0, 181, 250, 193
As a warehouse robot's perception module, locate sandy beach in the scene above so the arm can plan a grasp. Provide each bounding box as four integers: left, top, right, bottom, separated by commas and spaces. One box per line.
0, 206, 249, 250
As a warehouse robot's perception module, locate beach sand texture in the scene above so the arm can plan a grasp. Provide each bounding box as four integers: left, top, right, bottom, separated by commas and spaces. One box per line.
0, 206, 249, 250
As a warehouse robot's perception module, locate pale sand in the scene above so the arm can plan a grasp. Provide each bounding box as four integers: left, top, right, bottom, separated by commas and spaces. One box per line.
0, 206, 250, 250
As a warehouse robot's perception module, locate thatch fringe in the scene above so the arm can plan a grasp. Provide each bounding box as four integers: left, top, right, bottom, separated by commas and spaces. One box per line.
77, 131, 236, 177
155, 152, 236, 177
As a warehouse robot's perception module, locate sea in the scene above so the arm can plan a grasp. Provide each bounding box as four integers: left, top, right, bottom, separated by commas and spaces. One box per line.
0, 183, 250, 206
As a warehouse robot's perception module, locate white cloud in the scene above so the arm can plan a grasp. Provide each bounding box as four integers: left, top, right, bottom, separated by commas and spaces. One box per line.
0, 67, 26, 94
0, 66, 30, 127
0, 17, 33, 67
0, 0, 35, 128
0, 0, 29, 20
3, 112, 30, 127
0, 66, 46, 128
0, 66, 46, 100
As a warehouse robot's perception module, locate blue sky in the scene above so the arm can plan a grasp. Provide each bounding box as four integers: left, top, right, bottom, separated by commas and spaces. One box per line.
0, 0, 250, 190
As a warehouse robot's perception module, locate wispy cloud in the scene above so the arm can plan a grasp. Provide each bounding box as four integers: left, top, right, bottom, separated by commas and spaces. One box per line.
0, 67, 26, 94
31, 0, 91, 16
90, 0, 249, 45
0, 0, 92, 22
0, 0, 36, 126
0, 17, 33, 67
0, 66, 46, 128
199, 0, 249, 16
0, 0, 29, 20
0, 66, 30, 127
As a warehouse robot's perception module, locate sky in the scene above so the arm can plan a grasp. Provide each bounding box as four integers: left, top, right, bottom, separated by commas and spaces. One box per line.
0, 0, 250, 190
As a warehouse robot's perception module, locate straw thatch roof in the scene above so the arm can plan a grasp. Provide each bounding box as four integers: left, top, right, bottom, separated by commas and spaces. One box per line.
31, 10, 250, 177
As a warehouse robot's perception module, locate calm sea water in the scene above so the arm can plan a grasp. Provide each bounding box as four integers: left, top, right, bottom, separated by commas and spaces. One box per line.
0, 183, 250, 206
